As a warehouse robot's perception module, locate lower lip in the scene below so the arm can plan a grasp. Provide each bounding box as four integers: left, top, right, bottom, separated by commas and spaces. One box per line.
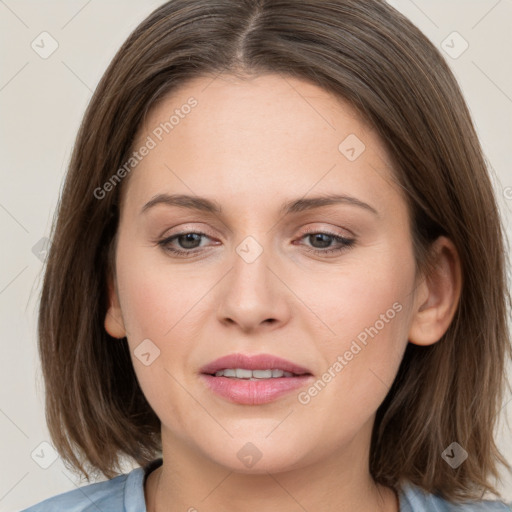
200, 374, 314, 405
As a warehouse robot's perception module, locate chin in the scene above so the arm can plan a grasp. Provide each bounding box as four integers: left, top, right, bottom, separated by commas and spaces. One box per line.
203, 438, 310, 475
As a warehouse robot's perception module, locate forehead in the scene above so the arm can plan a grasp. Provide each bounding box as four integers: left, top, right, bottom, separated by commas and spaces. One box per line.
123, 73, 402, 217
138, 72, 375, 153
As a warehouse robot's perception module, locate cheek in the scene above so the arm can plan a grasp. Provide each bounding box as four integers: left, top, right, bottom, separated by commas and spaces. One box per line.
114, 243, 214, 390
115, 244, 205, 340
114, 248, 201, 421
307, 246, 413, 342
299, 248, 415, 418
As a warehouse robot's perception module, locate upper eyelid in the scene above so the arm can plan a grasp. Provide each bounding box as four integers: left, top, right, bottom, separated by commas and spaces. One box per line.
162, 226, 350, 235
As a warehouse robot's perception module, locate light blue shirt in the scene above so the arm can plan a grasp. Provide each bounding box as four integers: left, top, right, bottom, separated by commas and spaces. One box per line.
20, 458, 511, 511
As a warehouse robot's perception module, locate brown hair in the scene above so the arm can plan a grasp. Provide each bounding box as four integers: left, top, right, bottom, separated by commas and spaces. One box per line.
38, 0, 511, 501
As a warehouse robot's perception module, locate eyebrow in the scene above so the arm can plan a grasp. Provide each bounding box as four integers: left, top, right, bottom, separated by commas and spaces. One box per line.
140, 193, 379, 217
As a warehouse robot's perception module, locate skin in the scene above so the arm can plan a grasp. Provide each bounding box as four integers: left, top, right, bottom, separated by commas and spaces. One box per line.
105, 73, 461, 512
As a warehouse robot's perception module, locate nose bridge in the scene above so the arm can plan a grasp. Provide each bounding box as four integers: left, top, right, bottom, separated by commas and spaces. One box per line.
231, 233, 274, 303
217, 232, 288, 330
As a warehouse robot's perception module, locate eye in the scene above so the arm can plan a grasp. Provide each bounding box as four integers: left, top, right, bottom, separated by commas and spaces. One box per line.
297, 229, 356, 255
157, 231, 213, 257
156, 229, 356, 258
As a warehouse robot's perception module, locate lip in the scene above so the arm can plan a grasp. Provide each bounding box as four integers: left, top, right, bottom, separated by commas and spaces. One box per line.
199, 353, 314, 405
199, 353, 312, 376
200, 374, 314, 405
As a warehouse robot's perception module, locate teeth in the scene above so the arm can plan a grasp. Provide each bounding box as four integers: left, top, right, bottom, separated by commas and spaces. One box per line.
213, 368, 297, 379
253, 370, 272, 378
236, 368, 253, 379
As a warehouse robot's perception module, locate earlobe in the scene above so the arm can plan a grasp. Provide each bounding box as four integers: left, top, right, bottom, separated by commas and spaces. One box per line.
408, 236, 462, 347
104, 273, 127, 339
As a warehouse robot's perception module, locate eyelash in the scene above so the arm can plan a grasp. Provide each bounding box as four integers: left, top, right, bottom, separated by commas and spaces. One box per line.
156, 229, 356, 258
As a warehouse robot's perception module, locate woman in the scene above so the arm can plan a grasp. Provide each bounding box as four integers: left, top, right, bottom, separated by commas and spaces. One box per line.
22, 1, 512, 510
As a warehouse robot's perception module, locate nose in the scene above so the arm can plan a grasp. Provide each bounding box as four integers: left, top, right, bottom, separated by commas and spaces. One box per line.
216, 239, 291, 333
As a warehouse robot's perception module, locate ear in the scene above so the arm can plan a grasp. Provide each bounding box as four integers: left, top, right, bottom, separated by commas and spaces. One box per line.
104, 272, 127, 339
408, 236, 462, 346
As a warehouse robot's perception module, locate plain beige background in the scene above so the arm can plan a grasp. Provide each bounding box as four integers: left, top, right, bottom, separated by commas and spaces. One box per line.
0, 1, 511, 510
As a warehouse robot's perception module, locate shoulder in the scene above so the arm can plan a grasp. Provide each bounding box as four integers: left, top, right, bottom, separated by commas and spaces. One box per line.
19, 465, 147, 512
399, 481, 512, 512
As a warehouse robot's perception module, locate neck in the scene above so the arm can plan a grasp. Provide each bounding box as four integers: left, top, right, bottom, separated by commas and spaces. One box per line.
145, 422, 399, 512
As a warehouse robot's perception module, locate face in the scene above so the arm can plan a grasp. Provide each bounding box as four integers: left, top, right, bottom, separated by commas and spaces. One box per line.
106, 73, 423, 474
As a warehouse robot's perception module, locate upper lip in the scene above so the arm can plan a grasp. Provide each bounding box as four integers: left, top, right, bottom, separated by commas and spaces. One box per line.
200, 353, 312, 376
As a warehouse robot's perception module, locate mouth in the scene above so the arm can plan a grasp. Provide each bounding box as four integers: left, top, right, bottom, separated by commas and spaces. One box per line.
205, 368, 308, 379
199, 353, 314, 405
199, 352, 313, 377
